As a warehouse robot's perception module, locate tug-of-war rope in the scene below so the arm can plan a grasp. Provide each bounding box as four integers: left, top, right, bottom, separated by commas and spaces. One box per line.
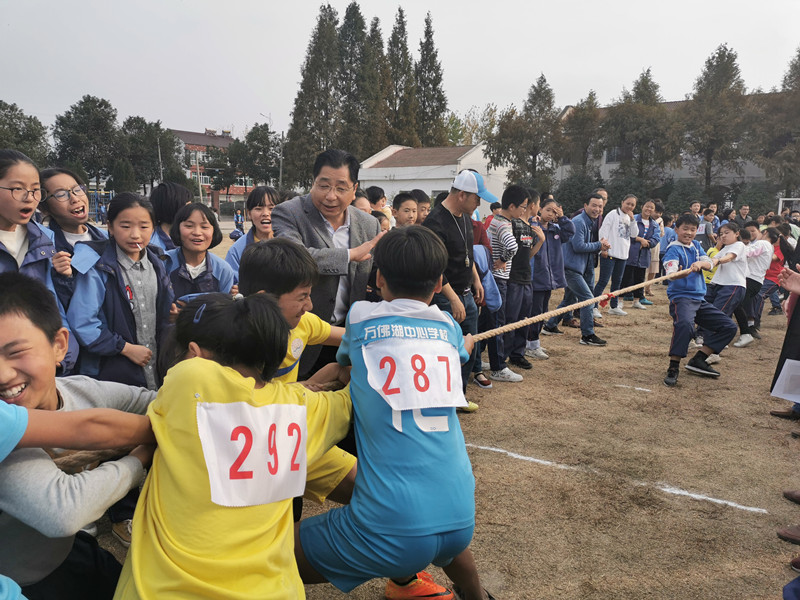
472, 267, 693, 342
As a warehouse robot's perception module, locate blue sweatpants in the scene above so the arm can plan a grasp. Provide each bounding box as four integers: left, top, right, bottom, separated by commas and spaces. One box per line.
668, 297, 738, 358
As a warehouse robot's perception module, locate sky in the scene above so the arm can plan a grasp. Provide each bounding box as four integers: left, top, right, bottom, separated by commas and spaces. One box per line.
2, 0, 799, 145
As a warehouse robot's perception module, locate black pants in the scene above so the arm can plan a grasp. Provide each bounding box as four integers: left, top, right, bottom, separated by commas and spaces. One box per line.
733, 277, 763, 334
622, 265, 647, 299
21, 532, 121, 600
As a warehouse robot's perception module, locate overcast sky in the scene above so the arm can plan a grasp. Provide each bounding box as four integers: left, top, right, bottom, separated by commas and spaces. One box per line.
3, 0, 798, 146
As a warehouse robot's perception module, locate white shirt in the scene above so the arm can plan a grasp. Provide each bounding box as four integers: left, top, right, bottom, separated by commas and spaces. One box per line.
745, 240, 773, 284
711, 241, 747, 288
321, 209, 351, 325
598, 208, 637, 260
186, 257, 207, 280
0, 226, 29, 267
63, 230, 92, 247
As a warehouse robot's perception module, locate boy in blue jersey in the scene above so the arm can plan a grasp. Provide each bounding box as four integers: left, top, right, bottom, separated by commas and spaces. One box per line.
662, 214, 737, 387
296, 227, 494, 600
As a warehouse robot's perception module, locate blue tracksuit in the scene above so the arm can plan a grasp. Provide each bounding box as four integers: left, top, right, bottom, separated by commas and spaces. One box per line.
49, 220, 107, 309
165, 248, 236, 299
225, 228, 257, 283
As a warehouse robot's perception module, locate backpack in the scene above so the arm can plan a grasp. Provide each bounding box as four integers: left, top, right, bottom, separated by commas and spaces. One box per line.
229, 229, 244, 240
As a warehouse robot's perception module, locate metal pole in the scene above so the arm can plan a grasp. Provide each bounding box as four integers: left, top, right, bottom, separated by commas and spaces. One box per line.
196, 151, 204, 203
157, 138, 164, 181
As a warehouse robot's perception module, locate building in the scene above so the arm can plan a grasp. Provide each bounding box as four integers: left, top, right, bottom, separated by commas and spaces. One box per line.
359, 143, 508, 215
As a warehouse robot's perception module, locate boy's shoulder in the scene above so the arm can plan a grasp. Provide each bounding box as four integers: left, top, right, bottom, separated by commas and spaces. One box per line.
349, 299, 455, 327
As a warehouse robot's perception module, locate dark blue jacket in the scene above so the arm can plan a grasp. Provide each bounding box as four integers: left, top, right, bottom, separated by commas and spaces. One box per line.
626, 215, 661, 269
531, 216, 575, 291
68, 240, 174, 388
165, 248, 236, 299
0, 222, 78, 373
48, 220, 107, 310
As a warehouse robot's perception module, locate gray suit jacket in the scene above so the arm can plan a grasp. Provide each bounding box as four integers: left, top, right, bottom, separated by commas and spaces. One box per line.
272, 193, 380, 371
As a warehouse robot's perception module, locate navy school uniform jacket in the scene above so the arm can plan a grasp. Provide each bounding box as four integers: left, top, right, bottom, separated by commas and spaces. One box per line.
165, 247, 236, 298
48, 219, 107, 310
0, 221, 78, 373
68, 240, 174, 388
531, 216, 575, 291
626, 215, 661, 269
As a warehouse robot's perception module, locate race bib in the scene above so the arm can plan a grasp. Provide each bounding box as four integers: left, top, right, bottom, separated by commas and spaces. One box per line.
196, 402, 307, 507
362, 338, 467, 411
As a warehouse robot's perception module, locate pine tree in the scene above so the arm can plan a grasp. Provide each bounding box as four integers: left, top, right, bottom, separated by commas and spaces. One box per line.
414, 12, 448, 146
386, 7, 419, 147
561, 91, 602, 172
336, 2, 368, 159
360, 17, 391, 158
284, 4, 341, 188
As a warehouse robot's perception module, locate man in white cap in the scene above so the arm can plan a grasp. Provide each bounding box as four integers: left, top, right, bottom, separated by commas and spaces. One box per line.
423, 169, 495, 406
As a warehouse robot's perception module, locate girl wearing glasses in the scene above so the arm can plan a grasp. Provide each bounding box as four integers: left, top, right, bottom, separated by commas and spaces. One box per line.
40, 168, 108, 309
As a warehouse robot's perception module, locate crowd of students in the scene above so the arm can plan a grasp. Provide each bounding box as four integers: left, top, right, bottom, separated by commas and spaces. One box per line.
1, 142, 799, 598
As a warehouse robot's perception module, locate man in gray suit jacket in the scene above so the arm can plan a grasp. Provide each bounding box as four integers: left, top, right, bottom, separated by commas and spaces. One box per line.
272, 148, 383, 374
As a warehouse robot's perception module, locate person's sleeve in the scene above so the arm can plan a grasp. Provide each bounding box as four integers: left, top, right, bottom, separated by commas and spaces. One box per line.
598, 213, 614, 240
67, 270, 127, 356
212, 255, 236, 294
445, 312, 470, 364
570, 219, 601, 254
306, 313, 333, 346
301, 386, 353, 465
335, 315, 353, 367
649, 223, 661, 246
0, 403, 28, 461
272, 203, 350, 275
224, 238, 242, 283
557, 217, 576, 242
0, 449, 145, 538
498, 223, 518, 261
75, 378, 156, 414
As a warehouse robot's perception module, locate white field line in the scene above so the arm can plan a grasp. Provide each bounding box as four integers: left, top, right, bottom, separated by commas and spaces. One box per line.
465, 443, 768, 515
614, 384, 652, 392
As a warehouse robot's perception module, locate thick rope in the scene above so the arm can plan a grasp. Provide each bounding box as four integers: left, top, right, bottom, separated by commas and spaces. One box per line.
472, 267, 692, 342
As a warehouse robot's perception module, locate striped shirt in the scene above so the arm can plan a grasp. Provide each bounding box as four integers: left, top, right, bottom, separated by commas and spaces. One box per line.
487, 214, 517, 280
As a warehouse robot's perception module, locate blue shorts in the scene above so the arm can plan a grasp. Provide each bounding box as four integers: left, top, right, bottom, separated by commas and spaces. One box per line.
298, 505, 474, 592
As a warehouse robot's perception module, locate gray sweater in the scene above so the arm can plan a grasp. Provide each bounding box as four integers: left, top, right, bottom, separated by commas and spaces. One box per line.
0, 376, 155, 586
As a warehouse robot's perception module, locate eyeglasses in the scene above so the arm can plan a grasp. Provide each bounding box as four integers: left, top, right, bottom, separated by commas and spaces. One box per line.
315, 182, 356, 197
0, 186, 42, 202
46, 185, 87, 202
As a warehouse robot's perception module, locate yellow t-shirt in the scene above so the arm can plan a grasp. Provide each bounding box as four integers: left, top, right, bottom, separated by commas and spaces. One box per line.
114, 357, 351, 600
274, 312, 331, 383
703, 247, 720, 284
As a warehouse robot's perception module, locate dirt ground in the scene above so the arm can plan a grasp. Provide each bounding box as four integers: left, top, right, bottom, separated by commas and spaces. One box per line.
97, 223, 799, 598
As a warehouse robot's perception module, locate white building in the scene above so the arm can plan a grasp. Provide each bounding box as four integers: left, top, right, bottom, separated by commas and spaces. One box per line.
359, 143, 509, 215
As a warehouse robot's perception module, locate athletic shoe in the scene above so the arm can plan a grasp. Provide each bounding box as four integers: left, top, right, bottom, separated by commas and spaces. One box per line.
509, 357, 533, 370
632, 300, 647, 310
489, 367, 523, 382
525, 347, 549, 360
608, 307, 628, 316
592, 308, 603, 319
580, 334, 607, 346
457, 401, 479, 414
385, 572, 454, 599
750, 328, 762, 339
769, 307, 783, 316
639, 298, 654, 306
685, 355, 720, 378
622, 295, 634, 301
542, 325, 563, 335
791, 556, 800, 573
480, 360, 490, 371
472, 374, 492, 389
705, 353, 721, 365
693, 336, 704, 348
733, 334, 754, 347
664, 366, 679, 387
112, 519, 133, 547
452, 584, 497, 600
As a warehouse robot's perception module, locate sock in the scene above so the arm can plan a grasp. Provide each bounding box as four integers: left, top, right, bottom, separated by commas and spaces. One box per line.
693, 350, 709, 362
391, 576, 417, 586
669, 359, 680, 370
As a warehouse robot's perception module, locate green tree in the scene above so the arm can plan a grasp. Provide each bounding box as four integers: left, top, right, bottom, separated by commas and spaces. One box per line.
601, 69, 681, 184
554, 170, 599, 215
386, 7, 419, 147
414, 12, 448, 146
336, 2, 368, 158
445, 111, 465, 146
284, 4, 341, 187
242, 122, 281, 186
604, 174, 649, 211
0, 101, 49, 165
204, 146, 238, 196
360, 17, 391, 157
666, 178, 705, 213
121, 116, 163, 193
485, 74, 562, 191
561, 90, 602, 172
680, 45, 748, 193
461, 104, 498, 145
106, 158, 138, 193
736, 180, 781, 216
53, 95, 121, 189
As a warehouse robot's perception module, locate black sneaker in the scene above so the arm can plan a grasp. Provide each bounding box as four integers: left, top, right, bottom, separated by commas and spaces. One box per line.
769, 307, 783, 316
750, 328, 762, 340
509, 357, 533, 370
664, 367, 679, 387
542, 325, 563, 335
685, 354, 720, 377
580, 334, 607, 346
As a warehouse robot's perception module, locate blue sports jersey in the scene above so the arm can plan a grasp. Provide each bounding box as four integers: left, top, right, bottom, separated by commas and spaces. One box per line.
337, 299, 476, 536
0, 402, 27, 462
663, 240, 711, 301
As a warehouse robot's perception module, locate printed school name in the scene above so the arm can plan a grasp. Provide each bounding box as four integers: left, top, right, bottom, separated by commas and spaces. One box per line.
362, 324, 450, 342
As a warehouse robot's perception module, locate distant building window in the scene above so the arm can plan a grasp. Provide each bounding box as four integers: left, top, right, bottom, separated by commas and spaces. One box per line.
234, 176, 253, 188
605, 146, 632, 164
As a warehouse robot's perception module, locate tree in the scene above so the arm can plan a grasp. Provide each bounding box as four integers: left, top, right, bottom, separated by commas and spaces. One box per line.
485, 74, 562, 191
336, 2, 368, 158
284, 4, 341, 187
666, 178, 705, 213
0, 101, 49, 165
106, 158, 138, 193
204, 146, 238, 196
386, 7, 419, 147
461, 104, 498, 145
561, 91, 602, 172
241, 122, 281, 186
122, 116, 163, 193
680, 45, 748, 193
601, 69, 681, 184
445, 111, 465, 146
555, 170, 599, 215
360, 17, 391, 158
53, 95, 121, 189
414, 12, 448, 146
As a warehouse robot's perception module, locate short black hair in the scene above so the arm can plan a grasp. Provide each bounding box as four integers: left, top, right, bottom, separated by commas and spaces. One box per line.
490, 202, 502, 211
366, 186, 385, 205
743, 220, 760, 230
392, 192, 416, 209
653, 200, 665, 214
107, 192, 155, 226
0, 149, 37, 179
371, 210, 389, 226
169, 203, 223, 249
501, 184, 529, 209
702, 208, 715, 216
0, 273, 62, 342
585, 193, 604, 205
171, 293, 289, 382
150, 182, 192, 226
675, 214, 700, 228
663, 214, 675, 227
373, 226, 447, 298
739, 227, 751, 241
312, 149, 359, 185
355, 187, 369, 200
246, 186, 279, 211
434, 191, 448, 205
410, 189, 430, 205
238, 238, 319, 297
528, 188, 541, 203
719, 221, 740, 234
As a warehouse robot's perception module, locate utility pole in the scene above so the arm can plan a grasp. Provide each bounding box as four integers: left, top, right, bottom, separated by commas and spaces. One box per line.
157, 138, 164, 181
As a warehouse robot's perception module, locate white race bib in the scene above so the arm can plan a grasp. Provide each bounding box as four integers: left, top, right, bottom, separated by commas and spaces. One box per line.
362, 338, 467, 411
196, 402, 307, 507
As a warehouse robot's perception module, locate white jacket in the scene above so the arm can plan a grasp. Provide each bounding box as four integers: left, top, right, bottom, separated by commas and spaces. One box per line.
598, 208, 638, 260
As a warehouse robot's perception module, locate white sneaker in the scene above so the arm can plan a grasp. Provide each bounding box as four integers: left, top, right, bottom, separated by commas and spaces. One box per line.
489, 367, 523, 382
694, 336, 704, 348
592, 308, 603, 319
705, 353, 721, 365
733, 333, 754, 348
632, 300, 647, 310
608, 307, 628, 316
480, 360, 490, 371
525, 347, 549, 360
